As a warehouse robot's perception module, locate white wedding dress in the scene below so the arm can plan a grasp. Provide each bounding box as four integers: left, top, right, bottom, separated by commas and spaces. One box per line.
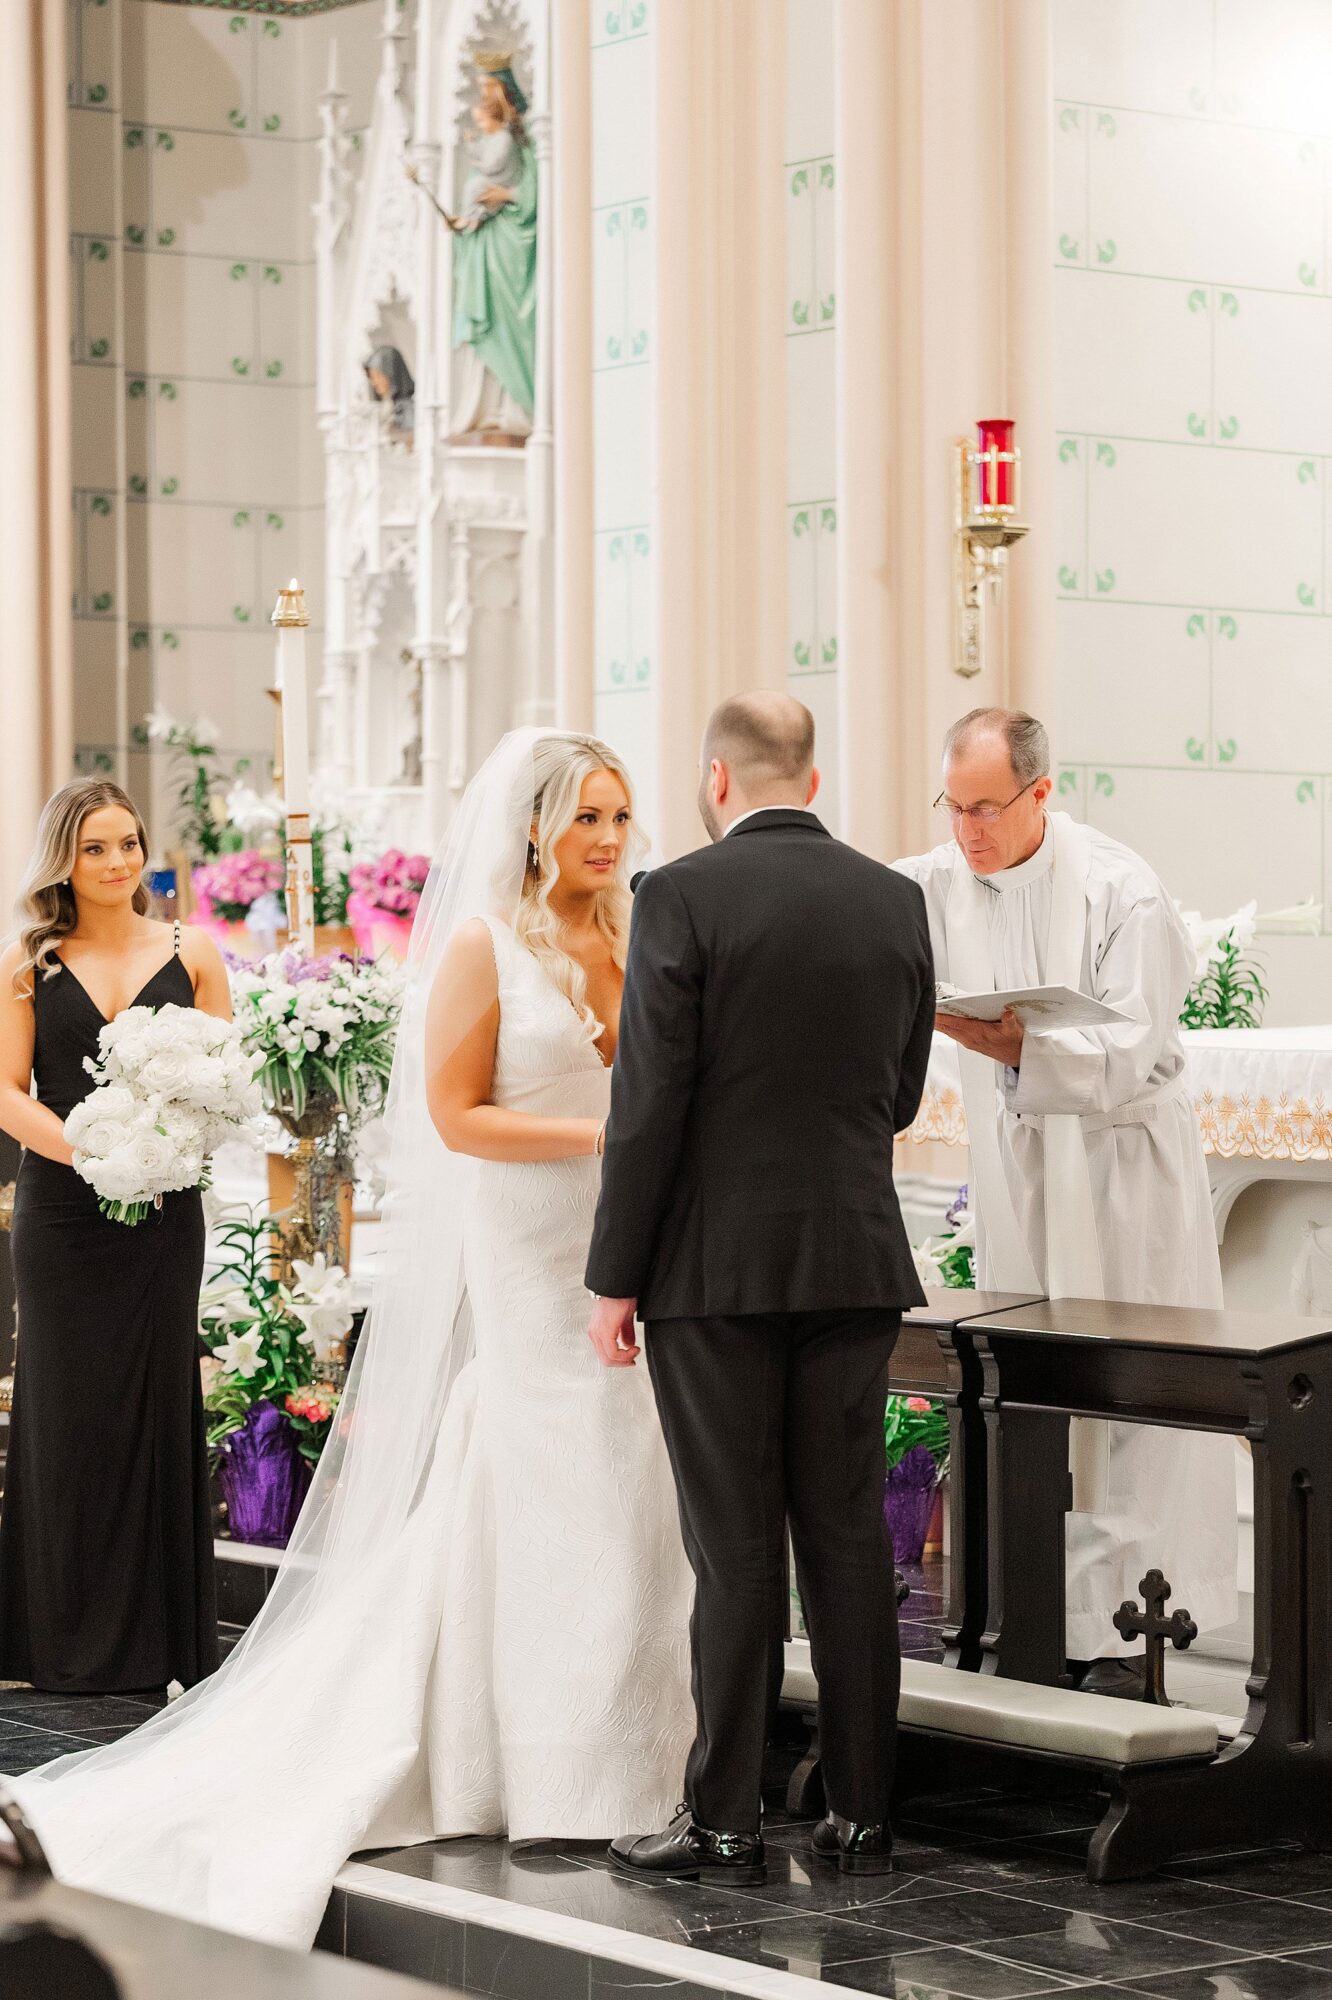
5, 914, 694, 1949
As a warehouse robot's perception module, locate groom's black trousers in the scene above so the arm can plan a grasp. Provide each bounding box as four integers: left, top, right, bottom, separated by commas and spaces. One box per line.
644, 1307, 902, 1835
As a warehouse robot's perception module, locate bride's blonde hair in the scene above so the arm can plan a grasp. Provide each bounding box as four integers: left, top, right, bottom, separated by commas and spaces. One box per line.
516, 734, 641, 1041
13, 780, 151, 995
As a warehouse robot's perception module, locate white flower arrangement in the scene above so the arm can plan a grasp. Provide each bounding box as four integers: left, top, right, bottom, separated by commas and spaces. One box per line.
65, 1003, 264, 1225
231, 948, 405, 1124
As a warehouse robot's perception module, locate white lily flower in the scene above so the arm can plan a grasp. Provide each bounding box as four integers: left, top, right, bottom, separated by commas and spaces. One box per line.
217, 1327, 265, 1378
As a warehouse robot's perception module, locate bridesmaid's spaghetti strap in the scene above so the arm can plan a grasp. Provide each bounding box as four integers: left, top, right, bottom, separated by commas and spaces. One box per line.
172, 919, 182, 956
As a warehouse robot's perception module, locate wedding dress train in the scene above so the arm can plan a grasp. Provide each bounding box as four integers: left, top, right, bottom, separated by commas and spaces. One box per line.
5, 912, 694, 1949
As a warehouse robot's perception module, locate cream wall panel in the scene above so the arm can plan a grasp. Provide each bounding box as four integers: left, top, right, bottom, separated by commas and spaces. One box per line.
1212, 612, 1332, 772
784, 0, 833, 163
68, 109, 118, 234
1054, 601, 1210, 770
125, 252, 253, 380
122, 0, 251, 132
592, 369, 652, 532
134, 501, 258, 632
1087, 114, 1321, 294
1081, 438, 1322, 614
153, 630, 277, 761
590, 33, 651, 211
1053, 0, 1213, 116
71, 365, 119, 491
254, 17, 304, 143
785, 330, 836, 502
151, 380, 305, 508
71, 621, 121, 750
796, 667, 840, 837
1213, 291, 1332, 457
596, 689, 659, 857
1086, 767, 1322, 917
1214, 0, 1332, 135
151, 131, 304, 264
1051, 432, 1089, 600
1053, 270, 1210, 445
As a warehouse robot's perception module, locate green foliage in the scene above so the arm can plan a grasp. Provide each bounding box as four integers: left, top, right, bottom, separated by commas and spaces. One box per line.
934, 1237, 975, 1289
1180, 929, 1268, 1031
884, 1395, 949, 1477
199, 1211, 338, 1463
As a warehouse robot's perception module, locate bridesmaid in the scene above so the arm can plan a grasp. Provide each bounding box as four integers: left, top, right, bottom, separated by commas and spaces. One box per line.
0, 781, 230, 1695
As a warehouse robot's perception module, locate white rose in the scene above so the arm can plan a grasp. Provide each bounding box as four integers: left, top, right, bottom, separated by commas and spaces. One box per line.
135, 1047, 196, 1099
124, 1128, 181, 1188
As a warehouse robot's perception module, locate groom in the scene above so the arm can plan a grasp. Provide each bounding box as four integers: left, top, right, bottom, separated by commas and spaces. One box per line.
586, 692, 935, 1883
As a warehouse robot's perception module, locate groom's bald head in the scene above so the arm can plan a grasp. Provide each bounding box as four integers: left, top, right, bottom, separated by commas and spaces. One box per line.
699, 692, 818, 839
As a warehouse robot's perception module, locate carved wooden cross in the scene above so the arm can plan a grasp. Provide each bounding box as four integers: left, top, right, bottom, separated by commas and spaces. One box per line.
1112, 1568, 1198, 1706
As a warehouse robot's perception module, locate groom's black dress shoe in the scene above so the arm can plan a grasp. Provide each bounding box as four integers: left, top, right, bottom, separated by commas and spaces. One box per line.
609, 1806, 766, 1885
810, 1812, 894, 1875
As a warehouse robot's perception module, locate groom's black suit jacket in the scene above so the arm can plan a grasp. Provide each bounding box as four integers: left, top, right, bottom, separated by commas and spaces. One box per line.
584, 809, 936, 1320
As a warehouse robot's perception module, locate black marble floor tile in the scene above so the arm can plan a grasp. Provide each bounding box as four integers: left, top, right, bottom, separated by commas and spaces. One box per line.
587, 1963, 718, 1999
1111, 1956, 1332, 1998
992, 1913, 1264, 1985
808, 1942, 1080, 1997
904, 1797, 1102, 1843
704, 1837, 960, 1914
462, 1921, 588, 2000
889, 1834, 1089, 1889
679, 1907, 932, 1973
345, 1893, 464, 1988
987, 1875, 1252, 1928
844, 1888, 1085, 1948
0, 1730, 92, 1771
1158, 1897, 1332, 1955
0, 1695, 162, 1733
1168, 1854, 1332, 1900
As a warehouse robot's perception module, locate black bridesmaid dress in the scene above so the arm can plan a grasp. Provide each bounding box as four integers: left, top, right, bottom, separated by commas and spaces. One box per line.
0, 924, 218, 1693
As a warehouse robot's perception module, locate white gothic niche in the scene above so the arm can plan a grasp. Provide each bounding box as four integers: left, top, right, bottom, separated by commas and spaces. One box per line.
313, 0, 554, 856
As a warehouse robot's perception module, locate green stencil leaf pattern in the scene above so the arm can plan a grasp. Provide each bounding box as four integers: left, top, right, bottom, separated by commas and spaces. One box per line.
1093, 772, 1115, 798
793, 640, 811, 668
158, 381, 176, 400
231, 263, 249, 281
128, 474, 147, 495
88, 240, 109, 262
1058, 106, 1080, 132
1298, 459, 1318, 482
633, 531, 649, 556
821, 507, 836, 533
124, 127, 144, 149
1218, 415, 1238, 439
1297, 582, 1317, 607
92, 592, 113, 613
130, 629, 150, 650
634, 655, 649, 682
155, 130, 174, 152
1185, 738, 1205, 762
1058, 437, 1080, 463
1057, 771, 1079, 796
1187, 288, 1208, 313
229, 14, 246, 30
1095, 441, 1117, 467
631, 330, 647, 356
263, 18, 280, 34
233, 606, 251, 624
1185, 613, 1206, 637
266, 513, 284, 530
1217, 738, 1238, 763
126, 225, 145, 246
265, 360, 283, 379
89, 495, 112, 517
821, 637, 837, 665
790, 301, 809, 327
157, 228, 175, 248
1095, 568, 1116, 593
1297, 780, 1316, 804
1057, 234, 1081, 261
264, 116, 281, 134
233, 358, 250, 377
127, 378, 146, 399
1096, 239, 1117, 264
792, 510, 811, 538
1057, 565, 1079, 591
820, 293, 835, 322
263, 266, 282, 285
229, 111, 247, 130
1186, 411, 1207, 437
89, 338, 109, 359
1218, 615, 1238, 639
161, 632, 179, 650
790, 167, 808, 195
1299, 263, 1318, 287
161, 478, 178, 496
233, 511, 251, 527
86, 83, 108, 104
1096, 113, 1117, 137
1298, 140, 1317, 166
1219, 292, 1239, 316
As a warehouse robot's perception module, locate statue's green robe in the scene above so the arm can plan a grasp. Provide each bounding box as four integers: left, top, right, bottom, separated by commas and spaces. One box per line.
451, 141, 537, 418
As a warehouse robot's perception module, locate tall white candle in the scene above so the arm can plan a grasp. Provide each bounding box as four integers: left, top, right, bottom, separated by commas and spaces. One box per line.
271, 579, 315, 955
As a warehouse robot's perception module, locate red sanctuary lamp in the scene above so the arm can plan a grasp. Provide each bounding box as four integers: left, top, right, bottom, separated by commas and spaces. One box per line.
973, 418, 1019, 515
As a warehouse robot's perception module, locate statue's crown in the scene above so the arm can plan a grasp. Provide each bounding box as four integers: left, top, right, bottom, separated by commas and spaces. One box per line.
476, 50, 513, 74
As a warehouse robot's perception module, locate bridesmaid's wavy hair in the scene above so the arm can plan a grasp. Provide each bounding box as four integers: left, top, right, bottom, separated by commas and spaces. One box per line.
13, 780, 151, 994
518, 735, 642, 1045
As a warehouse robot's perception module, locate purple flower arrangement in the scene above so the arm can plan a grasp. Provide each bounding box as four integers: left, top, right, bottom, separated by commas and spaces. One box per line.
348, 850, 431, 920
193, 850, 285, 923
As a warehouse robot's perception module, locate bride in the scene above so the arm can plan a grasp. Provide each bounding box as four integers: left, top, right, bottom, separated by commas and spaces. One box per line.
3, 730, 695, 1948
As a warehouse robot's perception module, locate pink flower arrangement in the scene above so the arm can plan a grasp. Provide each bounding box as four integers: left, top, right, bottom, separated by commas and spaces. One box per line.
348, 850, 431, 920
193, 850, 284, 923
285, 1384, 341, 1425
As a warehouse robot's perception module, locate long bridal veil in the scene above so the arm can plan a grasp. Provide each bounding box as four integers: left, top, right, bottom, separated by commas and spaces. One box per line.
6, 729, 562, 1945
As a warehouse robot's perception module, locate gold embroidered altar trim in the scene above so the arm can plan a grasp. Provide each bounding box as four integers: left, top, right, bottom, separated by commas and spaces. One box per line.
907, 1085, 1332, 1162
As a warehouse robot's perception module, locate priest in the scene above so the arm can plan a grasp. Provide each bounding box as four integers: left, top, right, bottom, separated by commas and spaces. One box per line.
895, 707, 1237, 1694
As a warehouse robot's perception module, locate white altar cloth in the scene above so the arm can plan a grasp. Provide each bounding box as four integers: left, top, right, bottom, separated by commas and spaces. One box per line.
909, 1026, 1332, 1163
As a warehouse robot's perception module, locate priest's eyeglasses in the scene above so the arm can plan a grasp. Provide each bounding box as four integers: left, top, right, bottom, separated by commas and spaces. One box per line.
933, 778, 1038, 825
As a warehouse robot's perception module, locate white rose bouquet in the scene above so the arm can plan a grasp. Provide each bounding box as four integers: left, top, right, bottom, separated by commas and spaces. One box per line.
65, 1002, 264, 1225
230, 947, 404, 1124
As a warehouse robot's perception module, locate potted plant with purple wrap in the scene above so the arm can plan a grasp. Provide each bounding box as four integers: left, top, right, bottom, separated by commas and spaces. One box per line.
199, 1212, 353, 1546
886, 1186, 973, 1562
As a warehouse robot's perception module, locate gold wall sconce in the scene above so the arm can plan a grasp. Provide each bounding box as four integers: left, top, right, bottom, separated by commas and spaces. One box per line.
954, 418, 1030, 677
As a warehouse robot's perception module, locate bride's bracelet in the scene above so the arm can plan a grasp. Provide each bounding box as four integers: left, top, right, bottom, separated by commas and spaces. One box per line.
594, 1120, 607, 1158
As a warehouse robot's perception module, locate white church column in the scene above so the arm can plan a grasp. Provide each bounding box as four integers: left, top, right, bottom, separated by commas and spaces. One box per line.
522, 29, 557, 731
411, 0, 451, 840
0, 0, 73, 898
551, 0, 595, 733
652, 0, 788, 860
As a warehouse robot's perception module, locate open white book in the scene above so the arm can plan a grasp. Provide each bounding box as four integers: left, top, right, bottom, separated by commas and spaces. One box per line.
934, 982, 1132, 1034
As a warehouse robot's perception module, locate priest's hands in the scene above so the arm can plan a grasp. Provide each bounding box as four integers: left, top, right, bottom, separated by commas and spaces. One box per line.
936, 1005, 1025, 1069
588, 1296, 641, 1368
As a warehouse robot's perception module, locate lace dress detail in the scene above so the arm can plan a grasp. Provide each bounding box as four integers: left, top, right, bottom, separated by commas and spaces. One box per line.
7, 917, 694, 1947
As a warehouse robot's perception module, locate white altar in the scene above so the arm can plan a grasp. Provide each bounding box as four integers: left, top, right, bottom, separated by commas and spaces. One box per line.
905, 1026, 1332, 1312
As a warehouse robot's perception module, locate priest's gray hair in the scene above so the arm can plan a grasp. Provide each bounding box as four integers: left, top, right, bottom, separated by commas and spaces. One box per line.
703, 691, 815, 794
944, 707, 1050, 787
